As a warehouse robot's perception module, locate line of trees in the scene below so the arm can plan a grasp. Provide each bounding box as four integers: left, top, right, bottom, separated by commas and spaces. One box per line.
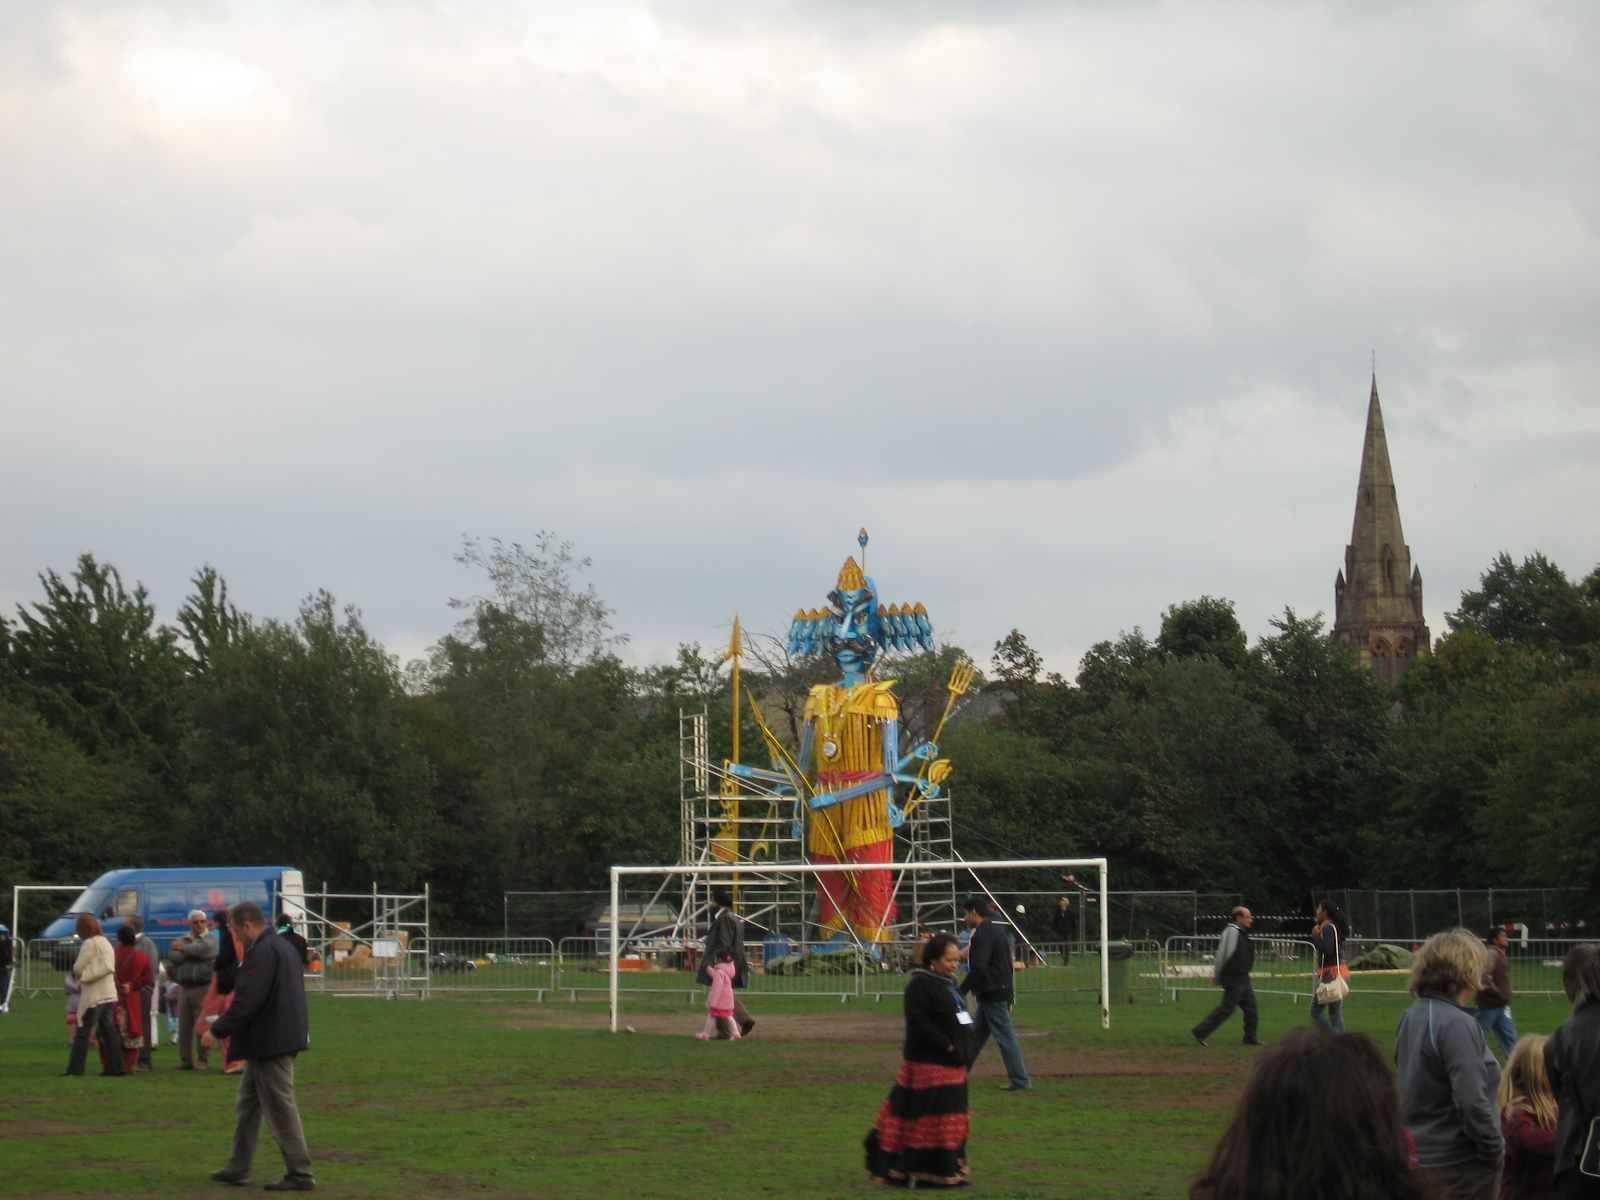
2, 539, 1596, 933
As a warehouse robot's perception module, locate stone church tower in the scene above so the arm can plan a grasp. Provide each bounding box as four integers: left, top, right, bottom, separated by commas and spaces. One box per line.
1333, 377, 1430, 681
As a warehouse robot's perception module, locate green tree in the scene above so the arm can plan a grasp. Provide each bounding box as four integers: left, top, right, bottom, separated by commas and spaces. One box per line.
185, 592, 437, 891
3, 554, 189, 776
1449, 552, 1600, 657
1157, 596, 1251, 672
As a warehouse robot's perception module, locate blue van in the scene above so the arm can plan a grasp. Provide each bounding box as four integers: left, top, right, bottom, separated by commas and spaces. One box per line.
36, 866, 306, 968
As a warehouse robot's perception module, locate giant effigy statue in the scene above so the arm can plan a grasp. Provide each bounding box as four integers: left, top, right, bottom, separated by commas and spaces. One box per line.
733, 532, 962, 944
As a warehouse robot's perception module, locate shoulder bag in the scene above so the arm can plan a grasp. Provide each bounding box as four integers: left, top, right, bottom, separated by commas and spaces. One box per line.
1314, 927, 1349, 1004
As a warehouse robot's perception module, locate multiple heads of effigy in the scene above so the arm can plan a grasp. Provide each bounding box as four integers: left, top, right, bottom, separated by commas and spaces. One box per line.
787, 544, 935, 687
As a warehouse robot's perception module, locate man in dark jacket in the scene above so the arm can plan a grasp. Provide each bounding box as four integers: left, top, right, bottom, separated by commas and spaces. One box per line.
202, 902, 313, 1192
274, 914, 310, 969
1475, 928, 1517, 1056
1545, 943, 1600, 1200
1192, 907, 1261, 1047
959, 896, 1031, 1091
1051, 897, 1078, 965
699, 888, 753, 1037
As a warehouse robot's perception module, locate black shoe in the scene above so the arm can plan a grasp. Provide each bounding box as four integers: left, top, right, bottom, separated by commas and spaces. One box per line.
97, 1070, 126, 1077
740, 1019, 755, 1037
262, 1177, 315, 1192
1243, 1037, 1263, 1046
210, 1169, 249, 1185
1192, 1032, 1209, 1046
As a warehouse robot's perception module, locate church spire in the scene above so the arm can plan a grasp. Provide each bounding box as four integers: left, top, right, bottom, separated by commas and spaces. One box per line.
1333, 375, 1430, 681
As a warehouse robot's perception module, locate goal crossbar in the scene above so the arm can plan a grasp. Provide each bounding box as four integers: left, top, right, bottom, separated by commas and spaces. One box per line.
607, 857, 1112, 1031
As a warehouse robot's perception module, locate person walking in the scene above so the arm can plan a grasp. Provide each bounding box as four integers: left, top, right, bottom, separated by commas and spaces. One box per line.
864, 932, 973, 1188
1544, 943, 1600, 1200
960, 895, 1031, 1092
1192, 907, 1261, 1047
695, 953, 741, 1041
0, 920, 14, 1013
1189, 1026, 1430, 1200
1395, 929, 1505, 1200
202, 901, 314, 1192
699, 888, 754, 1038
1478, 928, 1518, 1058
1310, 902, 1351, 1035
1051, 897, 1078, 966
65, 914, 125, 1076
168, 910, 217, 1070
1499, 1035, 1559, 1200
124, 915, 161, 1072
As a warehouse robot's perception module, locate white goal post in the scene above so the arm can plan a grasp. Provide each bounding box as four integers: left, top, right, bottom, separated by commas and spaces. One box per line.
607, 857, 1112, 1031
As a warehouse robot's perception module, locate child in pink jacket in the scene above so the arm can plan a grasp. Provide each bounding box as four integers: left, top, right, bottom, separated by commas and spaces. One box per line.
696, 953, 741, 1041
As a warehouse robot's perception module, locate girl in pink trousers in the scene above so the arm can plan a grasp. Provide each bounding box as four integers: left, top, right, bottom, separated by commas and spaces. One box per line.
696, 953, 742, 1040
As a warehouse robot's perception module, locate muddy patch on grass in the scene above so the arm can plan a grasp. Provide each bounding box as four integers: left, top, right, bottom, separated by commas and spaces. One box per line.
497, 1008, 1054, 1044
0, 1119, 98, 1138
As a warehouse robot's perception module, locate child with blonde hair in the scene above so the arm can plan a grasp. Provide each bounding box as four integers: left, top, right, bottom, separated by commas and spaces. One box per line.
1498, 1034, 1558, 1200
695, 952, 741, 1041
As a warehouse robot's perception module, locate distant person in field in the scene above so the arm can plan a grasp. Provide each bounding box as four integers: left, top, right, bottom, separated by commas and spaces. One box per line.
64, 968, 82, 1046
275, 914, 310, 970
108, 924, 154, 1075
1189, 1025, 1429, 1200
0, 920, 14, 1013
695, 952, 741, 1041
1498, 1034, 1558, 1200
1544, 943, 1600, 1200
960, 895, 1031, 1091
65, 914, 125, 1076
202, 901, 314, 1192
1310, 902, 1351, 1035
1192, 907, 1261, 1048
1477, 928, 1518, 1057
204, 908, 247, 1075
865, 931, 973, 1188
1395, 929, 1504, 1200
1052, 897, 1078, 965
169, 909, 217, 1070
700, 889, 753, 1038
124, 914, 161, 1072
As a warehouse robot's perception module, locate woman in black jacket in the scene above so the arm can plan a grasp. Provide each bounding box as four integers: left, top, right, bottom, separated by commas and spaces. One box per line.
865, 932, 973, 1189
1545, 943, 1600, 1200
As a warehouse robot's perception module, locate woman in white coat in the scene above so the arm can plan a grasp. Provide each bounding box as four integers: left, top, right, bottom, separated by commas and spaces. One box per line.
64, 914, 125, 1076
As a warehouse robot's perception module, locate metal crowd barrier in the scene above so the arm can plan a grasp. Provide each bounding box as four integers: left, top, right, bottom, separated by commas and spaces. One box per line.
1162, 935, 1322, 1000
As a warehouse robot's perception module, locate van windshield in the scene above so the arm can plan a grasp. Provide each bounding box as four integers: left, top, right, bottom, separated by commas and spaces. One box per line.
65, 888, 112, 916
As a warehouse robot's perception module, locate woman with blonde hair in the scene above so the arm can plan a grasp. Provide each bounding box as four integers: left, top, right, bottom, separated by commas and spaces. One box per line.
1498, 1034, 1557, 1200
1394, 929, 1504, 1200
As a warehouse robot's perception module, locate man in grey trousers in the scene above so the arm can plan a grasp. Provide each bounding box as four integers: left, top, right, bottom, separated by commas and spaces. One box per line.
203, 901, 314, 1192
169, 910, 217, 1069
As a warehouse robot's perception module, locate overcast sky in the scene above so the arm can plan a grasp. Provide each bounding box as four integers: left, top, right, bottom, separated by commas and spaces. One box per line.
2, 1, 1597, 674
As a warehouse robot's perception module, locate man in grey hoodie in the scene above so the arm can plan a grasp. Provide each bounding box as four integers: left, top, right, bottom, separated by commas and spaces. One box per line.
1192, 907, 1261, 1047
1395, 929, 1504, 1200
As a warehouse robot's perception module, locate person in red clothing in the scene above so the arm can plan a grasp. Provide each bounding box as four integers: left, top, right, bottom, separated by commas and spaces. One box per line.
105, 924, 153, 1075
1497, 1034, 1558, 1200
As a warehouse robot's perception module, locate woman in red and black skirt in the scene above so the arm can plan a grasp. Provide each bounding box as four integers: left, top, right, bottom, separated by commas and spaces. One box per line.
865, 931, 973, 1188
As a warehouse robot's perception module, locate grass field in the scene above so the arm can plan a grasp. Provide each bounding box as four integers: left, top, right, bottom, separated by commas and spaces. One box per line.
0, 985, 1576, 1199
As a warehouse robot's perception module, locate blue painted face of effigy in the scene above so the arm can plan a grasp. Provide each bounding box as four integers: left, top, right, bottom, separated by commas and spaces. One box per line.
825, 586, 878, 686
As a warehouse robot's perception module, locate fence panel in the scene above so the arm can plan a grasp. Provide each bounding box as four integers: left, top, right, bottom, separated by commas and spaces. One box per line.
561, 936, 867, 999
1163, 936, 1321, 999
423, 939, 557, 994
